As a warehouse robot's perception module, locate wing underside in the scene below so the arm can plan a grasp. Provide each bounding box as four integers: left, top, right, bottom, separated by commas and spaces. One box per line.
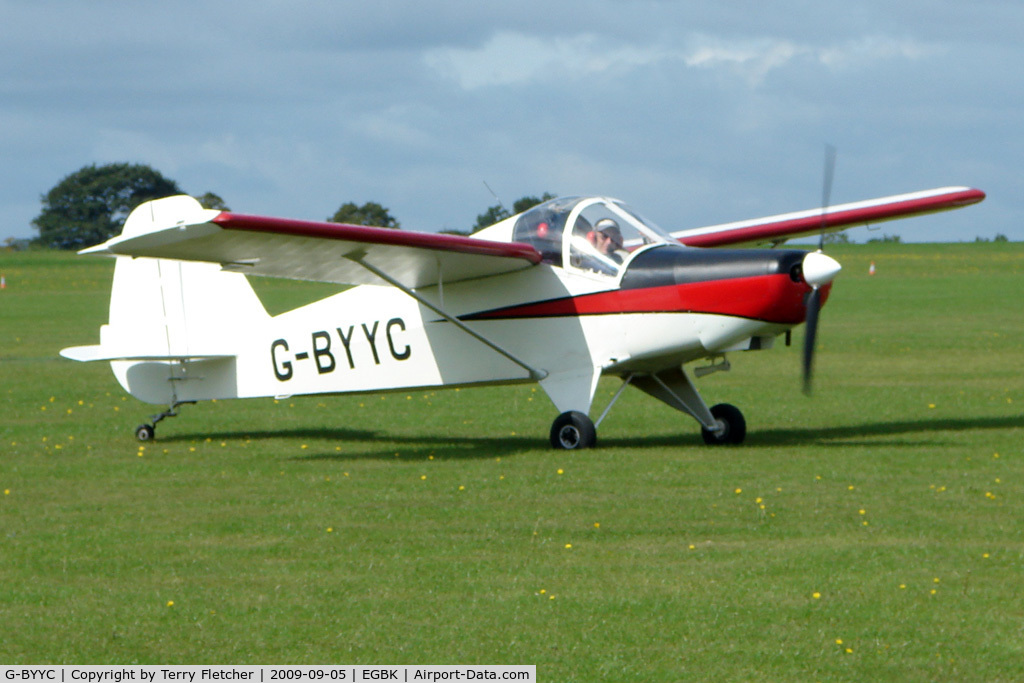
83, 196, 543, 289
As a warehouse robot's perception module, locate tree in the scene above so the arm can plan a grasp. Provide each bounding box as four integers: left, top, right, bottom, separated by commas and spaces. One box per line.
195, 192, 230, 211
512, 193, 556, 214
471, 193, 556, 233
328, 201, 400, 228
823, 231, 852, 245
472, 205, 511, 233
33, 163, 183, 250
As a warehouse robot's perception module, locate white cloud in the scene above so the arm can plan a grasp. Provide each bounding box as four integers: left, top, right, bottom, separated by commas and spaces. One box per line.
425, 31, 937, 89
423, 32, 673, 89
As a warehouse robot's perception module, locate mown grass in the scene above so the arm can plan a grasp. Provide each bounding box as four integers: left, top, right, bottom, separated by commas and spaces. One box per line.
1, 245, 1022, 680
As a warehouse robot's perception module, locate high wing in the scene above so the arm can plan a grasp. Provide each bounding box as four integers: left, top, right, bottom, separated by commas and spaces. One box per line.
671, 186, 986, 247
83, 195, 543, 289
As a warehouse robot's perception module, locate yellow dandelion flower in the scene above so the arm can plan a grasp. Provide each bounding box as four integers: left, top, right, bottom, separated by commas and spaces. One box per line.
420, 475, 427, 480
326, 527, 333, 533
166, 601, 175, 607
859, 509, 866, 515
4, 489, 9, 496
593, 522, 600, 529
735, 488, 742, 494
835, 639, 843, 646
812, 592, 821, 600
458, 485, 465, 491
564, 543, 572, 549
557, 468, 564, 475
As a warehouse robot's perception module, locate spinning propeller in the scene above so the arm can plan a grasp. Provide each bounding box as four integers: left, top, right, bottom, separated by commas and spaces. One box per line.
802, 145, 842, 395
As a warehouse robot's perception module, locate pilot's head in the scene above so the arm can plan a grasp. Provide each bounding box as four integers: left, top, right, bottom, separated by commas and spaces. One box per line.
594, 218, 623, 252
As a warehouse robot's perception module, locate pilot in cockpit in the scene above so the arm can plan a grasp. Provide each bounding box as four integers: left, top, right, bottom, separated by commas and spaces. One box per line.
593, 218, 627, 264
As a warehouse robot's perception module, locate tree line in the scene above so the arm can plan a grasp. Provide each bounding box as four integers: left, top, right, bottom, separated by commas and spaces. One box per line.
31, 163, 554, 250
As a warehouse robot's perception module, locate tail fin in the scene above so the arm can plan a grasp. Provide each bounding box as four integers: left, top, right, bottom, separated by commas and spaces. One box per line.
61, 196, 270, 403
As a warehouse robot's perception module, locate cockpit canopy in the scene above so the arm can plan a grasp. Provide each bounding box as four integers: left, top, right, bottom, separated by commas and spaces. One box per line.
511, 196, 676, 278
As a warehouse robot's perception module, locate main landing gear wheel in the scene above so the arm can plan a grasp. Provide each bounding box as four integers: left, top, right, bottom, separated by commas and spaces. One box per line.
135, 424, 156, 442
701, 403, 746, 446
550, 411, 597, 450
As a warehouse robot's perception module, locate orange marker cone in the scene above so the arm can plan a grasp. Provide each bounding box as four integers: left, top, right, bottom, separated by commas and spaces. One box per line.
868, 261, 876, 276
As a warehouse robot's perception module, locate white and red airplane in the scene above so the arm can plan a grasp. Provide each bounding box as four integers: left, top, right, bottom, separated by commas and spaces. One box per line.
61, 185, 984, 448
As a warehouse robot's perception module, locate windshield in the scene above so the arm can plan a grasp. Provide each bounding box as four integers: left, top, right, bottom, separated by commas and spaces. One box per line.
512, 196, 673, 277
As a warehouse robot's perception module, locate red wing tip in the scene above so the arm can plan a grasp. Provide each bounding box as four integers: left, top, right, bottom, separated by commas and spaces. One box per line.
961, 188, 986, 204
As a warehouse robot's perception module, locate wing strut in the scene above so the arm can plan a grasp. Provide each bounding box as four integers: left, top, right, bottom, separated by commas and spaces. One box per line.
344, 253, 549, 381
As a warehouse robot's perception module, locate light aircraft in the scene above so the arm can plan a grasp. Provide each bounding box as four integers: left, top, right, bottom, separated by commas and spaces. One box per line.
61, 184, 984, 448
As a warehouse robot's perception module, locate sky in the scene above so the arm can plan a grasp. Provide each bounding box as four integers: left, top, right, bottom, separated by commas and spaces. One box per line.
2, 0, 1020, 244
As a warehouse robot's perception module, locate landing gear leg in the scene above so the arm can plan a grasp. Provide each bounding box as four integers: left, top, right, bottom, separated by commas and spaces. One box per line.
632, 367, 748, 446
134, 401, 195, 442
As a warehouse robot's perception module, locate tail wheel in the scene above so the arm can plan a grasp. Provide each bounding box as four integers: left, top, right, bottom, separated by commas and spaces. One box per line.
701, 403, 746, 446
135, 424, 156, 442
550, 411, 597, 450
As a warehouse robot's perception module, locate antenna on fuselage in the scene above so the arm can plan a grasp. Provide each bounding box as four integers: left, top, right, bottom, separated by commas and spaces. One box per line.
483, 180, 509, 215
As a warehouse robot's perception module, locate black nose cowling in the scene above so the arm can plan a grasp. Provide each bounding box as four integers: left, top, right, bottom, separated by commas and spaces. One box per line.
620, 244, 816, 323
622, 244, 808, 289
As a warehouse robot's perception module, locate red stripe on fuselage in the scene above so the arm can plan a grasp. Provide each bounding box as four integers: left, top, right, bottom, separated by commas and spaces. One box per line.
466, 273, 826, 324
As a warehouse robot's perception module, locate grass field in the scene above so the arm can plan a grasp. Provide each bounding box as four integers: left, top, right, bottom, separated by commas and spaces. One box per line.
1, 244, 1022, 680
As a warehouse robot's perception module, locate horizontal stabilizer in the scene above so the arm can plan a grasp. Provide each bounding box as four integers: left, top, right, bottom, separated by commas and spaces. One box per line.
59, 344, 233, 363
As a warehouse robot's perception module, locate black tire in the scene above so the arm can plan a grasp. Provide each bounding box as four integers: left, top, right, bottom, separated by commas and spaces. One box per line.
135, 424, 155, 442
550, 411, 597, 450
701, 403, 746, 446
